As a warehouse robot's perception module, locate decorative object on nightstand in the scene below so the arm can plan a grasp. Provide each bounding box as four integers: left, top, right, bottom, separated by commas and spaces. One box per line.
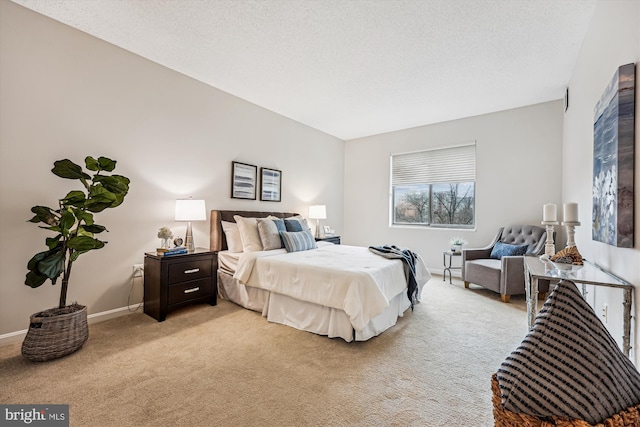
541, 202, 559, 256
157, 226, 173, 249
562, 202, 580, 248
175, 198, 206, 252
143, 248, 217, 321
156, 246, 188, 256
315, 235, 340, 245
449, 236, 467, 253
308, 205, 326, 238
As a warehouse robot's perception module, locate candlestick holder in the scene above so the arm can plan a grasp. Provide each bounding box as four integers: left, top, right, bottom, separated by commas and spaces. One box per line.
541, 221, 559, 256
562, 221, 581, 247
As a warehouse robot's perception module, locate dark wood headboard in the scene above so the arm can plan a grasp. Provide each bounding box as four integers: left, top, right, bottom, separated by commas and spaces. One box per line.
209, 210, 299, 252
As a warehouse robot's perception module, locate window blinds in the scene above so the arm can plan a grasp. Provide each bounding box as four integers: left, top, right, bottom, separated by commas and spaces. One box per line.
392, 143, 476, 186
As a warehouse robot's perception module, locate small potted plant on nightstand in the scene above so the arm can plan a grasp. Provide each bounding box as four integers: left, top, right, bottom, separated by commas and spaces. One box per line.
22, 156, 130, 362
450, 237, 467, 253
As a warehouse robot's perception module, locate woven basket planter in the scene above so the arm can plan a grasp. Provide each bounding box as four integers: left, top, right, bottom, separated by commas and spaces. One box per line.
22, 303, 88, 362
492, 374, 640, 427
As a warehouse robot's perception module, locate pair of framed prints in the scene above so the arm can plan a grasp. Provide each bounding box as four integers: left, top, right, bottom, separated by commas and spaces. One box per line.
231, 161, 281, 202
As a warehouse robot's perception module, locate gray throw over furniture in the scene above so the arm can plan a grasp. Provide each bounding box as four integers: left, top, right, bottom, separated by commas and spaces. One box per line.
462, 225, 549, 303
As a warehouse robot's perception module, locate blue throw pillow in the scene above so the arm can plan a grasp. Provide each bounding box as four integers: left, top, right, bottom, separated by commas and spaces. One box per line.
280, 230, 317, 252
284, 219, 303, 232
271, 218, 286, 232
490, 241, 528, 259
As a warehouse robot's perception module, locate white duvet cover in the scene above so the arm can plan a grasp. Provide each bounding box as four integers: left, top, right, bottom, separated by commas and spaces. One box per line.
233, 244, 431, 331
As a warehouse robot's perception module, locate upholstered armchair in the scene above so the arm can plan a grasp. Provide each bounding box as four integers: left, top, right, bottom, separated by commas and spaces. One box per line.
462, 225, 549, 303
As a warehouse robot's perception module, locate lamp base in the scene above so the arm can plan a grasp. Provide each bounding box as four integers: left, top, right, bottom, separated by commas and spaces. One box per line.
185, 221, 195, 252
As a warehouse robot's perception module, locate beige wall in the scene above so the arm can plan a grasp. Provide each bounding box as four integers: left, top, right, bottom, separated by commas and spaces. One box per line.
343, 101, 564, 272
562, 0, 640, 362
0, 2, 344, 336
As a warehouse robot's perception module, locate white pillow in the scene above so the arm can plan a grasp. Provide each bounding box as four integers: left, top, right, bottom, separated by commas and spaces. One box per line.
233, 215, 263, 252
221, 221, 243, 253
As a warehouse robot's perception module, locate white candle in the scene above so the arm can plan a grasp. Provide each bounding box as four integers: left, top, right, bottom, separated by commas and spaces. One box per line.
543, 203, 557, 222
563, 202, 578, 222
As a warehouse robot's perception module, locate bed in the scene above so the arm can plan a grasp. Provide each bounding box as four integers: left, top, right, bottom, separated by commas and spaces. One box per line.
209, 210, 431, 342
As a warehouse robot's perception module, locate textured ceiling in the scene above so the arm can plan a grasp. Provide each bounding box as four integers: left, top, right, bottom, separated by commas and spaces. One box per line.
12, 0, 596, 140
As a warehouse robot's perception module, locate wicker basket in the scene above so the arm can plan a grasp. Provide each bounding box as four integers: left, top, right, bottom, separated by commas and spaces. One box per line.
22, 304, 88, 362
492, 374, 640, 427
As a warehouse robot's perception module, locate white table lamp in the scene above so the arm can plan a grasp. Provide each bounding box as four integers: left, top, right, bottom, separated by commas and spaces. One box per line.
308, 205, 326, 238
175, 198, 206, 252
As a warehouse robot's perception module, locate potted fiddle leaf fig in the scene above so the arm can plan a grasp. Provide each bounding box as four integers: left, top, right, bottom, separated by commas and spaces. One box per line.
22, 156, 130, 362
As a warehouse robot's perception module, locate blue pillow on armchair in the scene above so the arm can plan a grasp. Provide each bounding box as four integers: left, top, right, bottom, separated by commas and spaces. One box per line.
490, 242, 528, 259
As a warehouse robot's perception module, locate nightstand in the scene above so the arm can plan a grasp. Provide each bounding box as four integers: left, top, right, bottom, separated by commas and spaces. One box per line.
143, 248, 217, 321
316, 235, 341, 245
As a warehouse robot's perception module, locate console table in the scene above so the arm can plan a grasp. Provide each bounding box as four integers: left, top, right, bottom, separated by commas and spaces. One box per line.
524, 255, 633, 357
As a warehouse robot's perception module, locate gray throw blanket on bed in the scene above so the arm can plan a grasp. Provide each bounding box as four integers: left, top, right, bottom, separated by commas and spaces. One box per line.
368, 245, 419, 310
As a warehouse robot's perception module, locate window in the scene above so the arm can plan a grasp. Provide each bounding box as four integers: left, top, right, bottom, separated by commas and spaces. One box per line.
391, 143, 475, 228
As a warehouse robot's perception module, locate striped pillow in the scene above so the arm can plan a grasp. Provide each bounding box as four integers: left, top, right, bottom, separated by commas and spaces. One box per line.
497, 280, 640, 424
279, 230, 317, 253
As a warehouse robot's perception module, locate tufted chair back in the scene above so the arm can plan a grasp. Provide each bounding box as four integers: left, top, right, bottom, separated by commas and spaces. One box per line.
499, 225, 546, 256
462, 224, 549, 303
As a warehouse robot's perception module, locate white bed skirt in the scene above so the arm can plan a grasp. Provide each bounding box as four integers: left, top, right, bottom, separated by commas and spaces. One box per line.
218, 270, 412, 342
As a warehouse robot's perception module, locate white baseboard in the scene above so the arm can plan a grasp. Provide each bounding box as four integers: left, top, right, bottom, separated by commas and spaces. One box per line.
0, 305, 139, 347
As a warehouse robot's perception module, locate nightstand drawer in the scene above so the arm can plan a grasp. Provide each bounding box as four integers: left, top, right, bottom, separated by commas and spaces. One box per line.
168, 278, 212, 305
167, 259, 212, 284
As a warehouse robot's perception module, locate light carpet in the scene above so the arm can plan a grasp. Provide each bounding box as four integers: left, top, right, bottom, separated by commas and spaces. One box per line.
0, 277, 528, 426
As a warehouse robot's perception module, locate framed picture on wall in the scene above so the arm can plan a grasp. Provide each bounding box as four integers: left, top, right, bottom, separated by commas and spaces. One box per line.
231, 161, 257, 200
260, 167, 281, 202
592, 63, 635, 247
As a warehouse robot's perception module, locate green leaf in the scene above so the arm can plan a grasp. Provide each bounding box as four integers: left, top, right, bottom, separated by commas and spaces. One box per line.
85, 186, 117, 212
85, 156, 100, 171
51, 159, 91, 180
97, 156, 117, 172
93, 175, 130, 196
81, 224, 107, 234
69, 243, 105, 262
74, 209, 94, 225
27, 250, 49, 271
85, 156, 116, 172
67, 235, 105, 251
61, 190, 86, 208
46, 236, 62, 250
28, 206, 59, 226
59, 209, 76, 236
36, 251, 65, 279
25, 271, 48, 288
70, 251, 83, 262
38, 225, 61, 232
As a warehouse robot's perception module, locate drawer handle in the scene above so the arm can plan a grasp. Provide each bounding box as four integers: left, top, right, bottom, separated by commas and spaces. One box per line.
184, 268, 200, 274
184, 287, 200, 294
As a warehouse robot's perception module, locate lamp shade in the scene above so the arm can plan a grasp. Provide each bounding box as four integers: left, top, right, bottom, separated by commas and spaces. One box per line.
175, 199, 206, 221
308, 205, 326, 220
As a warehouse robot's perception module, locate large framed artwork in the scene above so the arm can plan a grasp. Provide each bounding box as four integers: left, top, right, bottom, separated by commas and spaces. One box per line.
260, 167, 282, 202
231, 161, 257, 200
592, 63, 635, 248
